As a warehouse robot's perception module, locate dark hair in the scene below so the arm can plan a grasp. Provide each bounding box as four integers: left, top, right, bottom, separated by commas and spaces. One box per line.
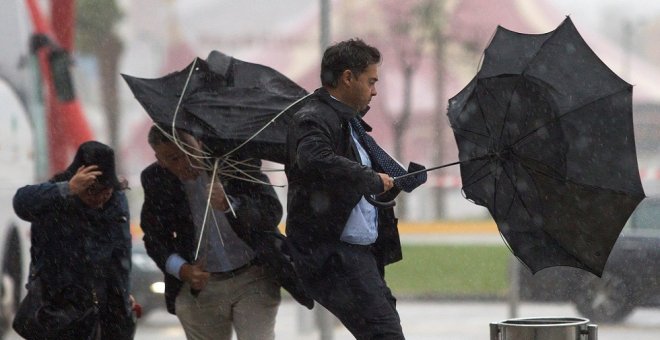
51, 141, 121, 189
320, 38, 381, 87
147, 125, 172, 147
148, 125, 202, 157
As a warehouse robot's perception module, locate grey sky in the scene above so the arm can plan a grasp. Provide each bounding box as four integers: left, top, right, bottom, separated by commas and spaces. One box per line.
553, 0, 660, 26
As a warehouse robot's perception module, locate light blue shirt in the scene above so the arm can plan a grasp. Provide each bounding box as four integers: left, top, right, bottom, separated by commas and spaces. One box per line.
165, 173, 253, 279
340, 124, 379, 245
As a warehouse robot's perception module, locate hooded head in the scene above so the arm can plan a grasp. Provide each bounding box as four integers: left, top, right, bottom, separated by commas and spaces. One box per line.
56, 141, 121, 190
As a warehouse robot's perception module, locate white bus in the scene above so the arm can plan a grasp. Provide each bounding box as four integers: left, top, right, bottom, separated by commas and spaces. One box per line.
0, 79, 34, 337
0, 0, 42, 336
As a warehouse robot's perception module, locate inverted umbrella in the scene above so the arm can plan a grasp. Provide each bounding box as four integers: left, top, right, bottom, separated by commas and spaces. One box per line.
446, 17, 645, 276
123, 53, 316, 307
122, 51, 309, 163
121, 57, 220, 138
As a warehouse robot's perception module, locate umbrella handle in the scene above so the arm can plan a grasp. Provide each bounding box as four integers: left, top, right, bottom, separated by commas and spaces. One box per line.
365, 195, 396, 209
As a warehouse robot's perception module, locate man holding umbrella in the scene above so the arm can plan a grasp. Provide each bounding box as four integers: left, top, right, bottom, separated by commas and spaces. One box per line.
286, 38, 408, 339
140, 126, 310, 340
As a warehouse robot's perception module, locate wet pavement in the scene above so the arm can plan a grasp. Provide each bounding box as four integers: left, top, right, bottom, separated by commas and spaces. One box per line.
8, 232, 657, 339
131, 299, 660, 340
5, 298, 660, 339
8, 299, 652, 340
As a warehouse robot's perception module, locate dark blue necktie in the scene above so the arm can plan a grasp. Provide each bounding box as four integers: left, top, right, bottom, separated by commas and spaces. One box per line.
350, 117, 426, 192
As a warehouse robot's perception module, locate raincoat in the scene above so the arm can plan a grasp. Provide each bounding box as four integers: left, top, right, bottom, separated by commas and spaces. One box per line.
13, 181, 134, 339
285, 87, 402, 268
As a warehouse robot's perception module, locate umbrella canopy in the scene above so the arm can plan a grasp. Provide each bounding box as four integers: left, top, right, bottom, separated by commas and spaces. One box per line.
122, 51, 308, 163
447, 17, 645, 276
121, 57, 219, 138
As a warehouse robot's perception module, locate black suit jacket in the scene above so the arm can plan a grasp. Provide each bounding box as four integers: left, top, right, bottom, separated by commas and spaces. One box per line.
285, 88, 403, 273
140, 157, 312, 313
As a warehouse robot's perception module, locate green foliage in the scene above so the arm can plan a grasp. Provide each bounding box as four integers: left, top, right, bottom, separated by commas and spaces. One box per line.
385, 244, 511, 298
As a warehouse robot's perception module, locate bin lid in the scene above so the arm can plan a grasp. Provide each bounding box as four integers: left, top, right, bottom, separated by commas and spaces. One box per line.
498, 316, 590, 327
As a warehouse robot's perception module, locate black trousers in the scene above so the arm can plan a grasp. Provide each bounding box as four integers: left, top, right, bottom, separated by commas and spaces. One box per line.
300, 242, 405, 340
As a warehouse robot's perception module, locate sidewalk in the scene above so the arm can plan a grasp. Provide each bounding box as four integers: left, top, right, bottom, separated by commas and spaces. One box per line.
126, 299, 660, 340
8, 298, 658, 339
128, 300, 562, 340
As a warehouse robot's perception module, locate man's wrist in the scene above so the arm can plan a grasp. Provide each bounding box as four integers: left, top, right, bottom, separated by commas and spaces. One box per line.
165, 254, 188, 280
56, 181, 73, 197
179, 263, 191, 282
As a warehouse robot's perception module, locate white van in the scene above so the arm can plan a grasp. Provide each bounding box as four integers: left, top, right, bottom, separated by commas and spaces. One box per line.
0, 79, 34, 337
0, 0, 39, 336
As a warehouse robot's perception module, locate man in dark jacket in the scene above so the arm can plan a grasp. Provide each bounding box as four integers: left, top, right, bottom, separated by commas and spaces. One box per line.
286, 38, 405, 339
140, 126, 310, 340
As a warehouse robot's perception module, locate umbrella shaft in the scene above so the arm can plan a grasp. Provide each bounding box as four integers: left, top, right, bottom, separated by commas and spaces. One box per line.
393, 156, 487, 180
393, 160, 461, 180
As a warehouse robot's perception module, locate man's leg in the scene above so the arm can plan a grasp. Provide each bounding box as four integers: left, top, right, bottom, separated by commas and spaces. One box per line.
307, 243, 404, 340
175, 282, 233, 340
230, 266, 281, 340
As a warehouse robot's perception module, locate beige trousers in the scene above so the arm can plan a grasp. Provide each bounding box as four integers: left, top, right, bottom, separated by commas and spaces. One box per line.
175, 265, 281, 340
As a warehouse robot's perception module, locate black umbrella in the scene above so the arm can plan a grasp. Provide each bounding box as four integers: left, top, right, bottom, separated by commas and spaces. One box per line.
123, 52, 316, 307
121, 51, 309, 163
121, 57, 220, 138
446, 17, 645, 276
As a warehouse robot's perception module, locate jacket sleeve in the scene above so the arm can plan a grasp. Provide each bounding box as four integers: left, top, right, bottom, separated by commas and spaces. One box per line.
293, 114, 383, 195
112, 191, 134, 302
139, 169, 178, 272
224, 159, 283, 247
117, 191, 133, 263
13, 182, 72, 222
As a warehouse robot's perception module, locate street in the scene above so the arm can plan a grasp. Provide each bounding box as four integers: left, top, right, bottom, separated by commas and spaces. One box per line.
7, 235, 657, 339
134, 300, 660, 339
9, 299, 658, 339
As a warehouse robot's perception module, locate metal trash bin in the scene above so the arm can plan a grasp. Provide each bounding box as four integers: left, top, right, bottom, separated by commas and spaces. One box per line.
490, 316, 598, 340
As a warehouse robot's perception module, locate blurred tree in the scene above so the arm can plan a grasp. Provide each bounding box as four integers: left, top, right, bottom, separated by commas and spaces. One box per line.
339, 0, 448, 219
414, 0, 447, 219
379, 1, 424, 218
76, 0, 123, 155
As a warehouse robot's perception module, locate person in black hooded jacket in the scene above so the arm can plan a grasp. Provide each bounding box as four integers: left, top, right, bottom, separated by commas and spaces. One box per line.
13, 141, 135, 340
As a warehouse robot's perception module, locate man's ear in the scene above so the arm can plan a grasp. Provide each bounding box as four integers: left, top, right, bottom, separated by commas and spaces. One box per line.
178, 132, 202, 153
154, 152, 163, 165
340, 69, 353, 87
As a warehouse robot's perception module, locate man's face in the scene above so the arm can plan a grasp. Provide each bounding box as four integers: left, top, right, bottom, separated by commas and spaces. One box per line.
153, 141, 200, 180
347, 63, 378, 112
